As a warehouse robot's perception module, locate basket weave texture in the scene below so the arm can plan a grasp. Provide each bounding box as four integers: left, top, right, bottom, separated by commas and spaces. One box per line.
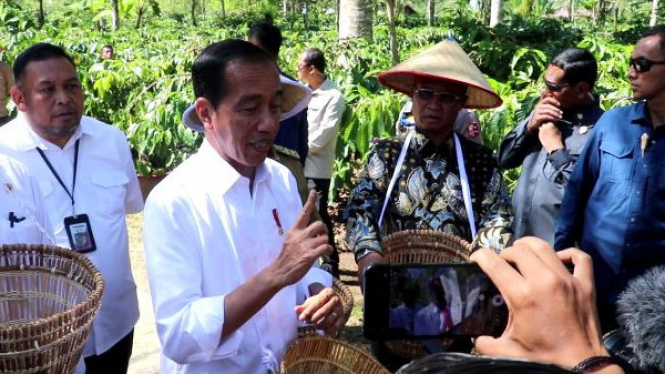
381, 230, 471, 359
0, 244, 104, 374
281, 336, 389, 374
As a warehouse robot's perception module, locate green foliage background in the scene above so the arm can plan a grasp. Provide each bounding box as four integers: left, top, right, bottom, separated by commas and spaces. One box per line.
0, 0, 648, 193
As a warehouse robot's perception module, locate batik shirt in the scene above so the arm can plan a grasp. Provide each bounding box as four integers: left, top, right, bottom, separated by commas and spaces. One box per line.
345, 130, 513, 262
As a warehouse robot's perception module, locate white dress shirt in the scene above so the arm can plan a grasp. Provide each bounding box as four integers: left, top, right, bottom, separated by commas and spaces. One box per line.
0, 114, 143, 357
0, 154, 51, 244
304, 78, 345, 179
143, 140, 331, 374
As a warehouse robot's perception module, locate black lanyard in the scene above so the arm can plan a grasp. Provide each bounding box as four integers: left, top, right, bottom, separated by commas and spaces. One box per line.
36, 139, 80, 214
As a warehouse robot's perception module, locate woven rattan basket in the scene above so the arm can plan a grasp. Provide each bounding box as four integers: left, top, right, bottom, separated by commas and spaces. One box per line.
381, 230, 471, 359
0, 244, 104, 374
281, 336, 389, 374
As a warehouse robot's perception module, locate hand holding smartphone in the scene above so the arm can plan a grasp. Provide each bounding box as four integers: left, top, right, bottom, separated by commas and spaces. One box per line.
363, 263, 508, 340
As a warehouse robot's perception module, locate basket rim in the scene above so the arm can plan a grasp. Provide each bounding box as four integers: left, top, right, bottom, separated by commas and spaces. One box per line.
282, 336, 389, 374
0, 244, 105, 336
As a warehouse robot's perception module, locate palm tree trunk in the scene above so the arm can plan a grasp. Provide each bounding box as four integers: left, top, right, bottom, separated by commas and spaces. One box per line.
220, 0, 226, 23
191, 0, 197, 26
650, 0, 659, 27
489, 0, 502, 28
339, 0, 373, 41
112, 0, 120, 31
386, 0, 399, 64
427, 0, 435, 26
37, 0, 44, 27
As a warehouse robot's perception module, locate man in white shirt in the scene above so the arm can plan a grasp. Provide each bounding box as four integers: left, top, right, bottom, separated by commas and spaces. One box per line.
143, 39, 344, 374
0, 43, 143, 374
296, 48, 346, 277
0, 154, 51, 244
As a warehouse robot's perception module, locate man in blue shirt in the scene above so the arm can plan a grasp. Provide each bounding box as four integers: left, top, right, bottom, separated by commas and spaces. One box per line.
555, 25, 665, 333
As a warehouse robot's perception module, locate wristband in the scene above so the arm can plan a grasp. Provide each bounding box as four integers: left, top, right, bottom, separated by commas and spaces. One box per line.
571, 355, 634, 374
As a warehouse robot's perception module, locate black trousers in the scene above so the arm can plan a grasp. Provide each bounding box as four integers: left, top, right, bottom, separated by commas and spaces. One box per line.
308, 178, 339, 275
84, 330, 134, 374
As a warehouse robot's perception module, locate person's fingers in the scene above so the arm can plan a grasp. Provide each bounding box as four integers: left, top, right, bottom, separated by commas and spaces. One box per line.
293, 190, 318, 229
470, 249, 523, 299
475, 336, 518, 357
513, 237, 570, 278
556, 248, 594, 284
295, 292, 329, 322
538, 96, 562, 108
535, 108, 563, 122
498, 241, 548, 281
310, 294, 338, 324
305, 221, 328, 238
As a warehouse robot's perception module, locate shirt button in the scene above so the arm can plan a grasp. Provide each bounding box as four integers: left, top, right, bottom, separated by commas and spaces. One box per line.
630, 217, 636, 222
626, 243, 632, 248
637, 191, 641, 195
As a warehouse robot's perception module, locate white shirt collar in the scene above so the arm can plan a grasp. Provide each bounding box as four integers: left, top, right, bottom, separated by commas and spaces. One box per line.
197, 139, 271, 196
13, 112, 91, 151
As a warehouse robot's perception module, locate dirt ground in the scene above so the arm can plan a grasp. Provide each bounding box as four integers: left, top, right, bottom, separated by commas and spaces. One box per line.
125, 213, 369, 373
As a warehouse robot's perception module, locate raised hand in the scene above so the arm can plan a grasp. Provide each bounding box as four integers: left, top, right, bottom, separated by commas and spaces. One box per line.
471, 237, 612, 370
538, 122, 564, 153
526, 96, 563, 133
271, 190, 332, 287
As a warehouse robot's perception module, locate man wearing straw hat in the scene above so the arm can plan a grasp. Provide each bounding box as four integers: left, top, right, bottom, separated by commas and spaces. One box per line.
143, 39, 345, 374
346, 39, 513, 284
0, 43, 143, 374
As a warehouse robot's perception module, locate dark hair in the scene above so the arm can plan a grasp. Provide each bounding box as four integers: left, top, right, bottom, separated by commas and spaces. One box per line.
301, 48, 326, 74
641, 25, 665, 56
396, 353, 571, 374
247, 23, 282, 58
550, 48, 598, 89
13, 43, 75, 84
102, 45, 114, 52
192, 39, 274, 108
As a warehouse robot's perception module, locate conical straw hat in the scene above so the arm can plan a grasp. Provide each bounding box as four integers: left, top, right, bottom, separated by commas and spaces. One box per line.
377, 40, 502, 109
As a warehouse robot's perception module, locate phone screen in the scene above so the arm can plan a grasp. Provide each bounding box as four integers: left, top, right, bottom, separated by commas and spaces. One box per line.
363, 263, 508, 340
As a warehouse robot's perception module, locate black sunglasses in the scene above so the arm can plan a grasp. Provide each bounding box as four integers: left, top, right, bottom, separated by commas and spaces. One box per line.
415, 89, 462, 104
544, 80, 570, 92
629, 57, 665, 73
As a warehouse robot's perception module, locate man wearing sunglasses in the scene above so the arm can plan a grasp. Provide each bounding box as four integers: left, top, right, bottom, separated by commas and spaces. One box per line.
498, 48, 603, 246
345, 40, 512, 370
555, 25, 665, 334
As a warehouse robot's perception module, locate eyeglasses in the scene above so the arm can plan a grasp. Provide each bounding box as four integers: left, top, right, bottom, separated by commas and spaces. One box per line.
544, 80, 570, 92
629, 57, 665, 73
415, 89, 463, 104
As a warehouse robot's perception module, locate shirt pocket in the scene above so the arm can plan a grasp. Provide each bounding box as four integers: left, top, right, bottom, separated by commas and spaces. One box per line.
90, 171, 129, 216
599, 141, 634, 183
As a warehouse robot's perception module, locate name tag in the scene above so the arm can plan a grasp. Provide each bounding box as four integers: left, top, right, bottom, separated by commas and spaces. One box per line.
64, 214, 97, 253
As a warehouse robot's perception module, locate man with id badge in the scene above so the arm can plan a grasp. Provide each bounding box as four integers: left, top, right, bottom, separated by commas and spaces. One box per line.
0, 43, 143, 374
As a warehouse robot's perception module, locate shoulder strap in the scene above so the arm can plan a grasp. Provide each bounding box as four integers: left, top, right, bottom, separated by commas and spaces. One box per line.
453, 133, 477, 238
378, 130, 415, 228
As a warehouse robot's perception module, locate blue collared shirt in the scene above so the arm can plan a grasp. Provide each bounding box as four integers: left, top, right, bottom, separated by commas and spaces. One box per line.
275, 72, 308, 165
555, 101, 665, 303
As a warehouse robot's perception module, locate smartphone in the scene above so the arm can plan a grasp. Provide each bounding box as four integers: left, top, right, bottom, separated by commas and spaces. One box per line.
363, 263, 508, 340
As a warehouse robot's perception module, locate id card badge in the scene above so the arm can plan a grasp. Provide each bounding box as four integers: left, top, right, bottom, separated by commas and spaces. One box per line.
64, 214, 97, 253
